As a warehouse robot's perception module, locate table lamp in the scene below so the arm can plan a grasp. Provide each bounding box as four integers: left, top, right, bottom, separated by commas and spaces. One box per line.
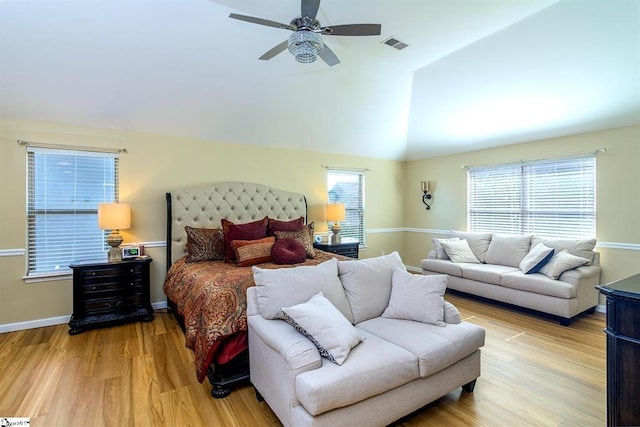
326, 203, 346, 244
98, 202, 131, 261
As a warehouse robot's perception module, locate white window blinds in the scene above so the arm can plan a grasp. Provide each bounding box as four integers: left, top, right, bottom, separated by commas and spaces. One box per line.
468, 155, 596, 238
327, 169, 365, 245
26, 147, 119, 276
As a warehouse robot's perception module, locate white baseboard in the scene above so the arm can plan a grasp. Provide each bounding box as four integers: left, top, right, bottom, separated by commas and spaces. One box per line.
0, 315, 71, 334
0, 300, 170, 334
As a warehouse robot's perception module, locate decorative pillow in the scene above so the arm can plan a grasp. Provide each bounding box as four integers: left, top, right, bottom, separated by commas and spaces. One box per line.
275, 227, 315, 258
271, 237, 307, 265
231, 236, 275, 267
451, 230, 492, 263
432, 237, 460, 260
382, 269, 447, 327
338, 251, 406, 324
184, 226, 225, 262
253, 258, 353, 322
440, 239, 480, 263
282, 292, 364, 365
531, 236, 596, 265
221, 217, 268, 262
519, 243, 555, 274
539, 249, 590, 280
267, 217, 305, 236
484, 233, 532, 268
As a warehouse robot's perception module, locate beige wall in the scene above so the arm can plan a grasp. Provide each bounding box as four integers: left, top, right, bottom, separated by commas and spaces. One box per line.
404, 125, 640, 290
1, 117, 638, 326
0, 117, 405, 325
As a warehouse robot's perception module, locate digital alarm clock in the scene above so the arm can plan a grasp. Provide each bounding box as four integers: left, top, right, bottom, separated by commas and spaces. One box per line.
122, 245, 143, 259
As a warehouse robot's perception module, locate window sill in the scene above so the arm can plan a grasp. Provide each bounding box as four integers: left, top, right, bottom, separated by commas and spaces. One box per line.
23, 270, 72, 284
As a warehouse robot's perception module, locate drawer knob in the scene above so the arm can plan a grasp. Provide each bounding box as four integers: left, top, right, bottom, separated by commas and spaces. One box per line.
106, 301, 123, 309
130, 282, 134, 286
91, 286, 97, 291
91, 272, 96, 276
130, 269, 134, 273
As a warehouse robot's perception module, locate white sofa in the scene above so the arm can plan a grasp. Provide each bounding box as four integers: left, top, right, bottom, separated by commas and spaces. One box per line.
247, 252, 486, 427
421, 231, 602, 325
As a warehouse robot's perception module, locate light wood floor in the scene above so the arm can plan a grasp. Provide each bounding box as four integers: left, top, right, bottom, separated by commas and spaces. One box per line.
0, 293, 606, 426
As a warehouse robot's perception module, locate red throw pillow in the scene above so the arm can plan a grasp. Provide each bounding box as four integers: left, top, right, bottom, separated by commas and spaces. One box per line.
221, 217, 268, 262
271, 237, 307, 265
232, 236, 276, 267
267, 217, 305, 236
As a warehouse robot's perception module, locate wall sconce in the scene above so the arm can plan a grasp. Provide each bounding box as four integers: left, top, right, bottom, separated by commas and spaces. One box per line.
421, 181, 432, 210
98, 202, 131, 261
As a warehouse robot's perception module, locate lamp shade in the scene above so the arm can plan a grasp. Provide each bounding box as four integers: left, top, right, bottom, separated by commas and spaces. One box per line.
98, 203, 131, 230
326, 203, 346, 222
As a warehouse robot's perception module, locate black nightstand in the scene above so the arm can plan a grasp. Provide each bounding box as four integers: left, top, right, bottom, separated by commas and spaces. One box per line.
314, 237, 359, 259
68, 257, 154, 335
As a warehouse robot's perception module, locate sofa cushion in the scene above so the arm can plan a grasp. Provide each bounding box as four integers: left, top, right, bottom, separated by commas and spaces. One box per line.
282, 292, 364, 365
538, 250, 590, 280
421, 259, 465, 277
253, 258, 354, 323
432, 237, 460, 260
451, 230, 492, 263
501, 271, 577, 299
357, 317, 485, 378
338, 252, 406, 324
484, 233, 532, 268
462, 264, 519, 286
295, 329, 418, 416
531, 236, 597, 264
382, 269, 447, 327
441, 239, 480, 263
519, 243, 555, 274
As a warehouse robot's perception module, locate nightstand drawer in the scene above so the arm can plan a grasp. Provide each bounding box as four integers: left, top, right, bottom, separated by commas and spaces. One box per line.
81, 264, 144, 280
84, 293, 143, 315
81, 279, 144, 298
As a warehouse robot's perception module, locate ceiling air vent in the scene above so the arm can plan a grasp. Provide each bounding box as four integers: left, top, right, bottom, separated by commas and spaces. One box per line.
382, 36, 408, 50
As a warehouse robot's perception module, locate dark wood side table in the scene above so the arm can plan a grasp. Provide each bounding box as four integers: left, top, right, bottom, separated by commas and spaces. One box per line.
596, 274, 640, 426
314, 237, 359, 259
69, 257, 154, 335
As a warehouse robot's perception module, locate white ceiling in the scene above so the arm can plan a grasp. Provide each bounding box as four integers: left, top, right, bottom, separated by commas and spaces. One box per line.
0, 0, 638, 161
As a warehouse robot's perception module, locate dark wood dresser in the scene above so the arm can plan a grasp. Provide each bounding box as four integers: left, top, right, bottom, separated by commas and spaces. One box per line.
69, 257, 154, 335
313, 237, 359, 259
596, 274, 640, 426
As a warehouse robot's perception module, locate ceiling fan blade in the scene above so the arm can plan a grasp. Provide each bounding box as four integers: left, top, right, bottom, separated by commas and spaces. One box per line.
259, 40, 289, 60
301, 0, 320, 19
229, 13, 293, 31
322, 24, 381, 36
319, 44, 340, 66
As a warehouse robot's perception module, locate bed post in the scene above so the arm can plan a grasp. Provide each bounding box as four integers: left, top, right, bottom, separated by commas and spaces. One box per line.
165, 192, 172, 272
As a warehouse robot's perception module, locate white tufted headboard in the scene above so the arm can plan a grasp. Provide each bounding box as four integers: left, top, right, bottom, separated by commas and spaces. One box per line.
166, 182, 308, 267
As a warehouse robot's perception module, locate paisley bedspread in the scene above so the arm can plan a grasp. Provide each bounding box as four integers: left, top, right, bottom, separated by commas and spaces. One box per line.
163, 250, 346, 382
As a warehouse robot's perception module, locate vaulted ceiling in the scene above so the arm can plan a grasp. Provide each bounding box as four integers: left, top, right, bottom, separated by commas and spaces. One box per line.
1, 0, 638, 160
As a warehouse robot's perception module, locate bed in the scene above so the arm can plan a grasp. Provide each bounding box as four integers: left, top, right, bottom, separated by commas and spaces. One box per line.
163, 182, 347, 398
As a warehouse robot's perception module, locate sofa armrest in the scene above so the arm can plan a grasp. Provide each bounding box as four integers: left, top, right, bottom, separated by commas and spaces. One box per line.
247, 287, 321, 371
444, 301, 462, 324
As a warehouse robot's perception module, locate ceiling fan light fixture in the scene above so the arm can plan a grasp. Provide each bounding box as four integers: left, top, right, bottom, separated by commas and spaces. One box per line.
288, 30, 324, 63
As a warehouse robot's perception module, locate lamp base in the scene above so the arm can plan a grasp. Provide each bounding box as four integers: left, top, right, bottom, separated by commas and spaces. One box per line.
330, 222, 342, 244
106, 231, 123, 262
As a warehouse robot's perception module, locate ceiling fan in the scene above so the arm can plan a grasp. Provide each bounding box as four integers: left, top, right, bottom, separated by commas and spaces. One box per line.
228, 0, 381, 66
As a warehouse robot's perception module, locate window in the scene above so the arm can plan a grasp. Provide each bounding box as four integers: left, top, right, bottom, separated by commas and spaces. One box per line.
26, 147, 119, 277
468, 155, 595, 238
327, 169, 365, 245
